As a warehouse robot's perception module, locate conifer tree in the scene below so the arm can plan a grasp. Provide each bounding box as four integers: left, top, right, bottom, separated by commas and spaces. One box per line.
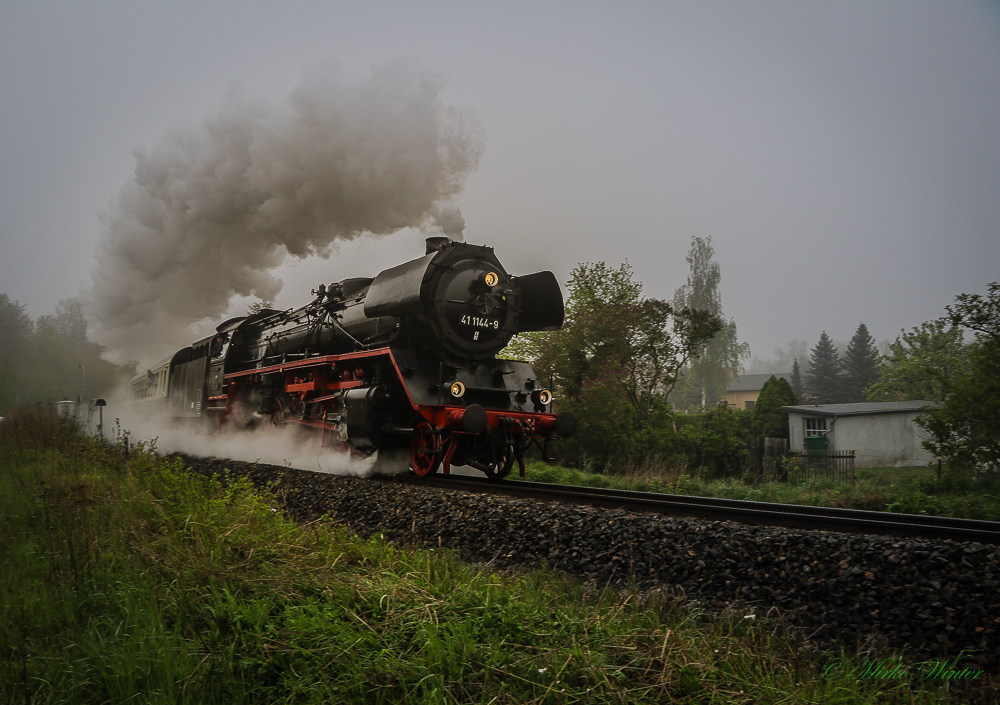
790, 358, 803, 398
841, 322, 879, 402
776, 376, 798, 406
752, 375, 799, 439
805, 332, 841, 403
0, 295, 33, 410
248, 299, 275, 315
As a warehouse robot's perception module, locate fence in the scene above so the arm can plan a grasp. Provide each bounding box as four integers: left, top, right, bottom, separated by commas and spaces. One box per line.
746, 437, 856, 484
746, 437, 788, 482
787, 449, 856, 484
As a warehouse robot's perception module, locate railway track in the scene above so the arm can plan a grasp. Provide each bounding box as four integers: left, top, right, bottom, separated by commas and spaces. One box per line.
387, 473, 1000, 545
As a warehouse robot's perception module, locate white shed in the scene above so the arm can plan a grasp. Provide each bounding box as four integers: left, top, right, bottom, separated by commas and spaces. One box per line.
781, 401, 940, 468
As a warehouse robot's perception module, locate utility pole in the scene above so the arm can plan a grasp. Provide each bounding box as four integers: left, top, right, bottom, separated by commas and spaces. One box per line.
95, 399, 107, 440
79, 363, 86, 423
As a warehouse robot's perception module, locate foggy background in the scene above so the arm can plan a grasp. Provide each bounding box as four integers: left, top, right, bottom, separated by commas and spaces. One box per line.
2, 1, 998, 373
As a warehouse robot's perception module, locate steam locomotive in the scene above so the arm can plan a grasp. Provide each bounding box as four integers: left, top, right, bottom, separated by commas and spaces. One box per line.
128, 237, 576, 479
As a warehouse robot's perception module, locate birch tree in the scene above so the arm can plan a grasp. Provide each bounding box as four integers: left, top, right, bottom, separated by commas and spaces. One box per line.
673, 236, 749, 408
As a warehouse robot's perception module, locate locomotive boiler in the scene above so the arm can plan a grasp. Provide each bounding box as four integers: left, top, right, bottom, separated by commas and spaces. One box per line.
129, 237, 576, 479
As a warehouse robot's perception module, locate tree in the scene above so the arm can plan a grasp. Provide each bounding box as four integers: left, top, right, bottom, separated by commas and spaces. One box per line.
918, 354, 1000, 474
248, 299, 275, 315
752, 375, 799, 439
31, 298, 98, 402
841, 322, 879, 402
0, 356, 16, 412
684, 405, 749, 477
790, 358, 803, 398
673, 236, 749, 408
776, 376, 798, 406
0, 294, 34, 360
917, 282, 1000, 473
0, 294, 126, 411
947, 282, 1000, 342
543, 261, 723, 419
745, 339, 810, 376
508, 261, 724, 466
0, 295, 33, 410
865, 319, 967, 402
805, 332, 842, 403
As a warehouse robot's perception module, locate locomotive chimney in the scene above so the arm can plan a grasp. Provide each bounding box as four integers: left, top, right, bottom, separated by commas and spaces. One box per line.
425, 236, 452, 254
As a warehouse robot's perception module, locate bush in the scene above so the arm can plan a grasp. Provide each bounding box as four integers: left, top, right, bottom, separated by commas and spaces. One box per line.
678, 406, 750, 478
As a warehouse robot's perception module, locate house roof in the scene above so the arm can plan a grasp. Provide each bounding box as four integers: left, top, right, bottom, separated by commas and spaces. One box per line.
780, 401, 940, 417
726, 372, 792, 392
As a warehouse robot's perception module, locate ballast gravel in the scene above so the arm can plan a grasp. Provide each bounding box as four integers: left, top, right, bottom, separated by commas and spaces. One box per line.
173, 454, 1000, 672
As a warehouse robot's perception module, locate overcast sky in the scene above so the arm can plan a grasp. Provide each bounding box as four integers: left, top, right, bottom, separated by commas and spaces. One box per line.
2, 1, 998, 368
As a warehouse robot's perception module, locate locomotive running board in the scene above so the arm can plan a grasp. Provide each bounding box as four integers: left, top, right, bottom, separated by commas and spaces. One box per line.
222, 348, 392, 382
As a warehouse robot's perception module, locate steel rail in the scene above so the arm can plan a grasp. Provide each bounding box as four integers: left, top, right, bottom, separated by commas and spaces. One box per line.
384, 473, 1000, 544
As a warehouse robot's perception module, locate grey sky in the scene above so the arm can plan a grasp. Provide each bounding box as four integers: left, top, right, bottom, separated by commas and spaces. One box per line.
2, 1, 998, 367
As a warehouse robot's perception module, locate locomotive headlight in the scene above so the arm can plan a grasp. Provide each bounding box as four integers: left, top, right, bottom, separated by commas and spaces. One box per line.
531, 389, 553, 405
479, 271, 499, 288
450, 381, 466, 398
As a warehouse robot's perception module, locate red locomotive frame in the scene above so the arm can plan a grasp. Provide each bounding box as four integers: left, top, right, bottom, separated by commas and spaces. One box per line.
212, 347, 563, 479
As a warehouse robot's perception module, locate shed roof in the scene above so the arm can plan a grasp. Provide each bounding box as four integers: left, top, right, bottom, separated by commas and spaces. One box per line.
726, 372, 792, 392
780, 401, 940, 417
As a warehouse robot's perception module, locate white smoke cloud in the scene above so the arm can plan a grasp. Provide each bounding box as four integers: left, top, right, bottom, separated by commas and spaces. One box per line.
105, 383, 383, 477
86, 58, 485, 366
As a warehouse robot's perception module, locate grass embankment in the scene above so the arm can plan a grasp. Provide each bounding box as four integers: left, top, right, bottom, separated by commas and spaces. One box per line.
519, 460, 1000, 522
1, 411, 989, 704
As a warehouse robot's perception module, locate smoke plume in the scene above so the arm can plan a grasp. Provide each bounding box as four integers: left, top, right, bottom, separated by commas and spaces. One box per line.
86, 59, 485, 365
112, 395, 382, 478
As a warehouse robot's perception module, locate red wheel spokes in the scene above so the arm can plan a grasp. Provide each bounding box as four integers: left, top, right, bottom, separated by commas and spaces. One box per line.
410, 421, 442, 476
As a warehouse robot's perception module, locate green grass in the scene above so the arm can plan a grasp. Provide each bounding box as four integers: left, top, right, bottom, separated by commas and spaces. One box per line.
518, 460, 1000, 521
1, 410, 993, 703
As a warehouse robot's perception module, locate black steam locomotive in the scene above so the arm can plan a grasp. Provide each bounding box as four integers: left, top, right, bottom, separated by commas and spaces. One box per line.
129, 237, 576, 479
